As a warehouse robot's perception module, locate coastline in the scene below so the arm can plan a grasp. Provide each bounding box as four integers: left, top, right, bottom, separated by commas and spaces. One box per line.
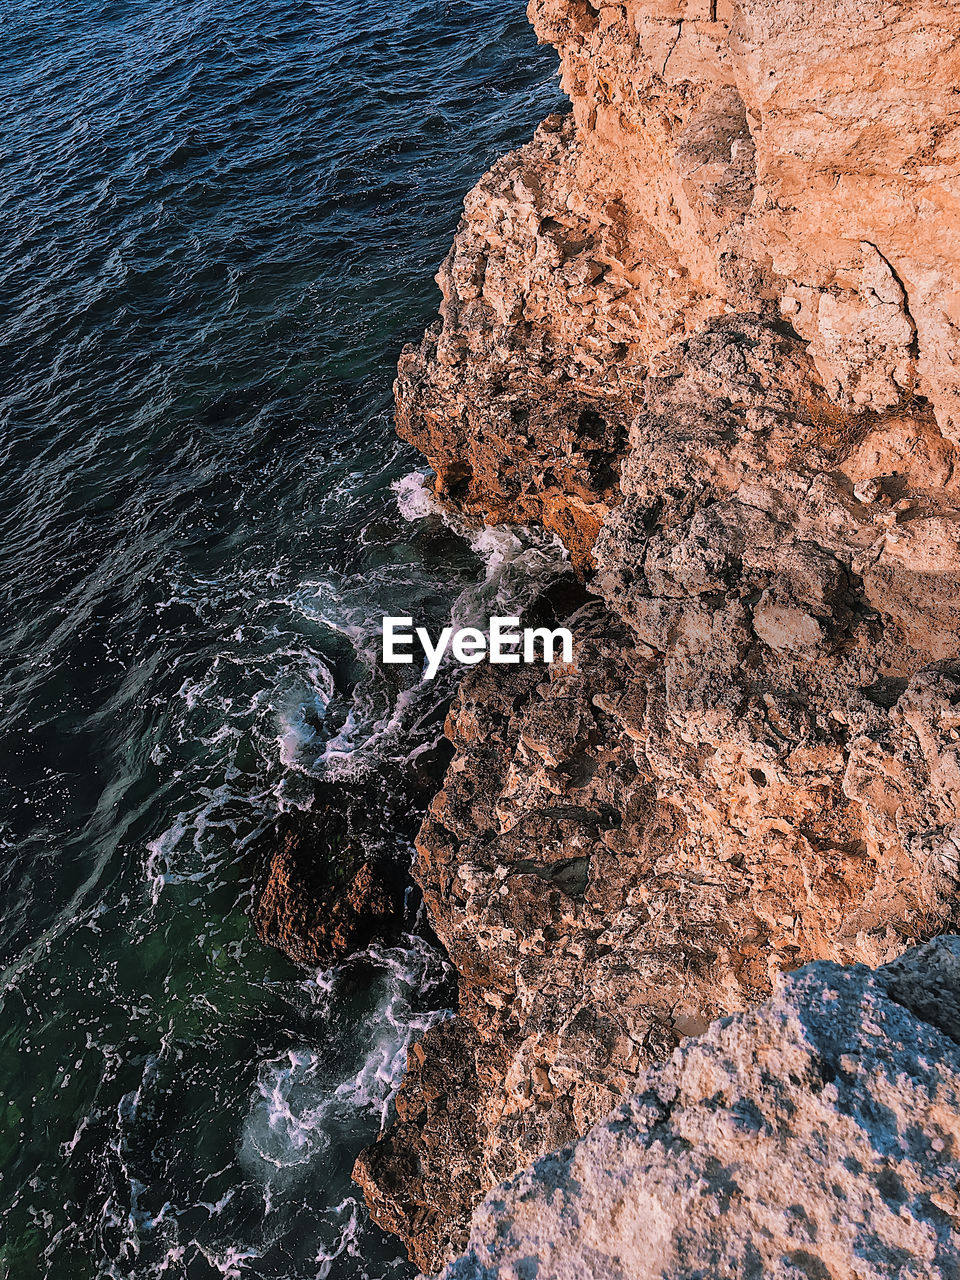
0, 4, 567, 1273
346, 0, 960, 1271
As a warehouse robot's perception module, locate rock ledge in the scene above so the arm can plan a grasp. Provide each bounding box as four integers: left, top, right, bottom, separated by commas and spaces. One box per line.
436, 937, 960, 1280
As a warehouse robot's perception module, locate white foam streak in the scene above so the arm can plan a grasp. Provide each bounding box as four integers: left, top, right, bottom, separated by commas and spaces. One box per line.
392, 469, 437, 522
273, 471, 570, 778
240, 936, 451, 1193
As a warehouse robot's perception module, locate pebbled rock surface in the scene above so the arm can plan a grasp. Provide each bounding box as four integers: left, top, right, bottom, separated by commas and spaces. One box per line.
436, 937, 960, 1280
357, 0, 960, 1269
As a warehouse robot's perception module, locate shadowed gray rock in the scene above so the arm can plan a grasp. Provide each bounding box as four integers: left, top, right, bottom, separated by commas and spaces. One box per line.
434, 938, 960, 1280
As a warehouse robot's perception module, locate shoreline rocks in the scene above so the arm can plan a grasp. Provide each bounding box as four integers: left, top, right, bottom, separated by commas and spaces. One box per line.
252, 752, 453, 967
359, 311, 960, 1273
436, 937, 960, 1280
354, 0, 960, 1268
253, 808, 409, 966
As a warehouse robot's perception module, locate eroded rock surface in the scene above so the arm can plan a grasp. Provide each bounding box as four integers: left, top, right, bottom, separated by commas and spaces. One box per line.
402, 0, 960, 556
359, 318, 960, 1270
357, 0, 960, 1268
437, 937, 960, 1280
254, 804, 408, 966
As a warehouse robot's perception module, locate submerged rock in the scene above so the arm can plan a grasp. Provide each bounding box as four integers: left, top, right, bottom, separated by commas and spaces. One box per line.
436, 937, 960, 1280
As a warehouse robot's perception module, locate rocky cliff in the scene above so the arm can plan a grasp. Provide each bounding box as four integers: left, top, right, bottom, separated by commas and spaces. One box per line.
355, 0, 960, 1270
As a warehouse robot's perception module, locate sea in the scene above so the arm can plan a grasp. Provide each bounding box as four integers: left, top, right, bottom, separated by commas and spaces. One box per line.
0, 3, 563, 1276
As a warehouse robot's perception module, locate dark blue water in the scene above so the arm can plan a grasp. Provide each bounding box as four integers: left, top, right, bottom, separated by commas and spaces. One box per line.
0, 4, 562, 1276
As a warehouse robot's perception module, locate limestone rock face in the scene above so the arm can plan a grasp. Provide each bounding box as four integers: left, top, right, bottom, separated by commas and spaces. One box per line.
436, 937, 960, 1280
360, 317, 960, 1271
396, 116, 636, 573
357, 0, 960, 1269
401, 0, 960, 566
531, 0, 960, 429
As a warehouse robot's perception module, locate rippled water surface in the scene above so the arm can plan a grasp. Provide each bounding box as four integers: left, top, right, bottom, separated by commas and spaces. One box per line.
0, 3, 562, 1275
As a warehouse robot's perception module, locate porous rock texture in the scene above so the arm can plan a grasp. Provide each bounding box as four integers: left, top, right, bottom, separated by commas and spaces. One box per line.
400, 0, 960, 570
437, 937, 960, 1280
356, 0, 960, 1270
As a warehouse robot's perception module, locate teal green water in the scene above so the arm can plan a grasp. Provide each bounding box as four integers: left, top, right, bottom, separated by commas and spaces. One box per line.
0, 2, 562, 1275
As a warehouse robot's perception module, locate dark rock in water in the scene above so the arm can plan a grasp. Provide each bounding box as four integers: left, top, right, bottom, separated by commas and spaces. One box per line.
353, 1018, 483, 1271
406, 736, 456, 795
253, 792, 410, 966
252, 689, 456, 966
